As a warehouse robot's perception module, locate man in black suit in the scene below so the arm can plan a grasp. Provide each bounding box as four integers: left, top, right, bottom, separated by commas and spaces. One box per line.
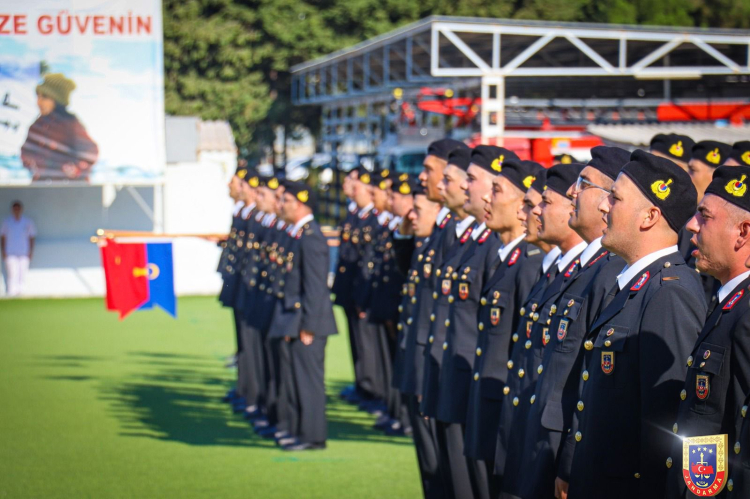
665, 166, 750, 497
567, 150, 706, 499
267, 181, 338, 451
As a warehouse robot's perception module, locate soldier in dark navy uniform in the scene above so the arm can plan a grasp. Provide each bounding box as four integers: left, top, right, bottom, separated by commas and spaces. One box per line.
567, 150, 706, 499
665, 166, 750, 498
724, 141, 750, 167
462, 157, 543, 498
396, 138, 468, 499
498, 163, 587, 497
333, 169, 363, 402
500, 147, 630, 499
676, 141, 733, 308
266, 181, 338, 451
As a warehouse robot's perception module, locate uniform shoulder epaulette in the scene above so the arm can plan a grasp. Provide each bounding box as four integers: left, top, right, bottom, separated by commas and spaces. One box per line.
660, 262, 682, 283
527, 248, 541, 256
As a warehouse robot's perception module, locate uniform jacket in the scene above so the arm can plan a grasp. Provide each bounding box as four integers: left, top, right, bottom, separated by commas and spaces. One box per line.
568, 253, 706, 499
332, 204, 362, 310
463, 240, 543, 460
436, 226, 502, 425
666, 274, 750, 498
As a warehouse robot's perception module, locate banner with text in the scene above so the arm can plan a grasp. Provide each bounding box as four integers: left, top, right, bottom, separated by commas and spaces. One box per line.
0, 0, 165, 185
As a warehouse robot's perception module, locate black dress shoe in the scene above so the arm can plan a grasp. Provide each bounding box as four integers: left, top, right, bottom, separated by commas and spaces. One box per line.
222, 389, 238, 403
252, 418, 270, 428
256, 426, 277, 438
276, 436, 297, 447
282, 442, 326, 451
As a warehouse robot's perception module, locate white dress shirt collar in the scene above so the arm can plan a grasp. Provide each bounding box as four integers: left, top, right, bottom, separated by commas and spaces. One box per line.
556, 240, 588, 273
616, 245, 679, 290
471, 222, 487, 241
455, 215, 476, 238
290, 214, 314, 235
498, 234, 526, 262
389, 216, 402, 231
232, 201, 245, 216
542, 246, 562, 274
348, 201, 357, 213
718, 270, 750, 304
359, 203, 374, 216
377, 211, 392, 226
579, 237, 604, 267
436, 207, 451, 226
240, 203, 256, 218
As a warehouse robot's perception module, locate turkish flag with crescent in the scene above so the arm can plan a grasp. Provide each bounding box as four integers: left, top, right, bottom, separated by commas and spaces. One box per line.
100, 240, 150, 319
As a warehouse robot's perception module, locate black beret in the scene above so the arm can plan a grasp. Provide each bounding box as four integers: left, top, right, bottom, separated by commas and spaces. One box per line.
729, 141, 750, 166
375, 168, 392, 190
284, 181, 316, 208
245, 168, 260, 188
704, 165, 750, 213
587, 146, 631, 180
499, 158, 543, 193
447, 147, 472, 171
545, 163, 585, 197
427, 138, 469, 161
649, 133, 695, 163
621, 149, 697, 233
691, 140, 732, 167
391, 173, 419, 195
554, 154, 578, 165
356, 166, 373, 185
470, 146, 520, 175
530, 168, 548, 194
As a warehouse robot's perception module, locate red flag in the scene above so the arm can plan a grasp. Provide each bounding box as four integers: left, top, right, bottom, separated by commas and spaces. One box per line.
100, 240, 150, 319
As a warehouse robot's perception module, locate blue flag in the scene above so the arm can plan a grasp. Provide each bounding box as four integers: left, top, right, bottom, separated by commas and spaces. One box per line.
138, 242, 177, 317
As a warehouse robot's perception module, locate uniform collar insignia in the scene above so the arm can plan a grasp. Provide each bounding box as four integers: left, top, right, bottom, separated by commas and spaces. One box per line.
459, 224, 474, 244
477, 228, 492, 244
630, 271, 650, 291
564, 260, 579, 278
439, 212, 452, 229
587, 250, 609, 267
508, 247, 521, 266
723, 289, 744, 310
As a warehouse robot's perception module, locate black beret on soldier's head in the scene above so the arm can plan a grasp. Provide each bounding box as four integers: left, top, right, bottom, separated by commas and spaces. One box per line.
587, 146, 631, 181
545, 163, 586, 197
375, 168, 392, 190
447, 147, 472, 171
649, 133, 695, 163
245, 168, 260, 188
621, 149, 697, 233
704, 165, 750, 213
427, 138, 469, 161
499, 158, 543, 193
284, 181, 316, 209
691, 141, 732, 167
729, 141, 750, 166
391, 173, 419, 196
554, 153, 578, 165
356, 166, 373, 185
530, 168, 548, 194
470, 146, 520, 175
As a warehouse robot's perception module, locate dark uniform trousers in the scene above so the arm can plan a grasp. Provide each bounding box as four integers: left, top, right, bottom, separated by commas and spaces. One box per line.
464, 241, 544, 499
494, 262, 559, 478
435, 226, 501, 499
567, 253, 705, 499
500, 249, 585, 498
665, 275, 750, 498
506, 249, 623, 499
218, 208, 249, 352
267, 219, 338, 444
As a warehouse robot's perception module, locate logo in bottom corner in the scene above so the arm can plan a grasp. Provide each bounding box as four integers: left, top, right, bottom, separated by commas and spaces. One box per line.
683, 434, 728, 496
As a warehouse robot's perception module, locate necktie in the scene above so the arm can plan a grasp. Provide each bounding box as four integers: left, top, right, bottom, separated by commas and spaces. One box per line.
706, 294, 719, 318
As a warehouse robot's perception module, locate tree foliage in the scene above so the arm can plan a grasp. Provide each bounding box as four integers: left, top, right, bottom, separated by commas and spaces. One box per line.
163, 0, 750, 159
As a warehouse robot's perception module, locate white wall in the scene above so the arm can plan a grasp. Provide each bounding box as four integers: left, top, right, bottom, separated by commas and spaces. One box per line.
0, 150, 237, 298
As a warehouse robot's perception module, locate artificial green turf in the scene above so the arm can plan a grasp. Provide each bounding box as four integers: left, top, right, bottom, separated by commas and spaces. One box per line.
0, 297, 421, 498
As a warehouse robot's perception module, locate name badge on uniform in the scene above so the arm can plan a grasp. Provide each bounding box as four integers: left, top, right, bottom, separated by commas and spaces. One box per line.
423, 263, 432, 278
408, 283, 416, 297
526, 321, 533, 338
459, 283, 469, 300
696, 374, 710, 400
601, 351, 614, 374
442, 279, 451, 295
490, 308, 500, 326
557, 319, 569, 341
682, 434, 728, 496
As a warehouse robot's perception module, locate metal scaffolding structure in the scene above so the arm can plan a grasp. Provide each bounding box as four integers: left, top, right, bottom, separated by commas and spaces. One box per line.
292, 16, 750, 147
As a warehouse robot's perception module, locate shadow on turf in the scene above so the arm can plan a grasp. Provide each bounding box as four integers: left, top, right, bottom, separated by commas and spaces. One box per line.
40, 352, 412, 448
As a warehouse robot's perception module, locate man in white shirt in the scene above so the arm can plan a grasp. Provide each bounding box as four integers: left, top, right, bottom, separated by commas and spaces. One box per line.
1, 201, 36, 297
